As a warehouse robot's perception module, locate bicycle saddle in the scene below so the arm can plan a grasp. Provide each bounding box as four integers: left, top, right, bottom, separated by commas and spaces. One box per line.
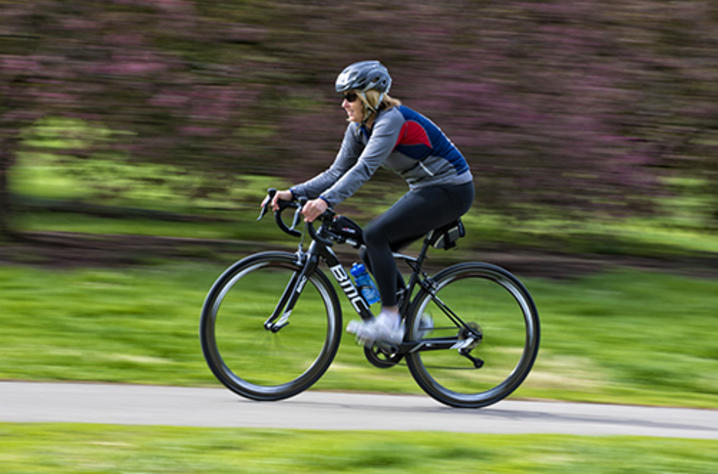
427, 219, 465, 250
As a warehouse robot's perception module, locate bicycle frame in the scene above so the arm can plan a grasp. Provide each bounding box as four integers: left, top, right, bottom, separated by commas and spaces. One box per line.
259, 193, 481, 357
265, 232, 476, 357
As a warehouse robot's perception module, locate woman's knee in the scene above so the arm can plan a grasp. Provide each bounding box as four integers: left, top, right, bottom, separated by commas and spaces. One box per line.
363, 222, 388, 248
359, 246, 373, 270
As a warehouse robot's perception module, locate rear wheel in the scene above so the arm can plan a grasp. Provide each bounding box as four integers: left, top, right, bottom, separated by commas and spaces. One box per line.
199, 251, 342, 401
405, 262, 539, 408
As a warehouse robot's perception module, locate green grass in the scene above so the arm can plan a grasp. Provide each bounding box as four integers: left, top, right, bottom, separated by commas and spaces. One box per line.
10, 145, 718, 258
1, 262, 717, 408
1, 423, 717, 473
10, 129, 718, 259
13, 210, 274, 243
13, 206, 718, 259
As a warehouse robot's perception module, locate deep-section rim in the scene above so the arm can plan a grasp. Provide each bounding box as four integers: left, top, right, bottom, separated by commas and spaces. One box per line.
405, 262, 540, 408
199, 251, 342, 401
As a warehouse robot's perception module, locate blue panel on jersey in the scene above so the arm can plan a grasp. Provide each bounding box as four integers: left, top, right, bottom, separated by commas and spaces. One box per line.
396, 106, 469, 174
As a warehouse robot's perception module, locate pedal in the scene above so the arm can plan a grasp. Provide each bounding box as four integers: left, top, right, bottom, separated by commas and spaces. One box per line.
417, 314, 434, 339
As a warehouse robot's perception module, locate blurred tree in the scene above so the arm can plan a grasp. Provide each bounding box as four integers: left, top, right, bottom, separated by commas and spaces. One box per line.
1, 0, 717, 237
0, 0, 273, 235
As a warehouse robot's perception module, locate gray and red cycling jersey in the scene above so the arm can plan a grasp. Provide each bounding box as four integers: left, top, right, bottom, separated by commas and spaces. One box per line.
290, 105, 473, 207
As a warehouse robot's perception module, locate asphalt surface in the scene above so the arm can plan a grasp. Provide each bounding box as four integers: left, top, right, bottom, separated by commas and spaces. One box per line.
2, 381, 717, 439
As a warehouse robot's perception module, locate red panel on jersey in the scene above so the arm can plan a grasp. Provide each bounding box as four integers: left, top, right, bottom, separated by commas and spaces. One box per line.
395, 120, 432, 149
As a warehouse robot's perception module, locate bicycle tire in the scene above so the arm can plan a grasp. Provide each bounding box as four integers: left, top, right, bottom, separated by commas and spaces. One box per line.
405, 262, 539, 408
199, 251, 342, 401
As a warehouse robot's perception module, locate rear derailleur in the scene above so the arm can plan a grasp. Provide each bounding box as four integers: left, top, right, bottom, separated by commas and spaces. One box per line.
453, 322, 484, 369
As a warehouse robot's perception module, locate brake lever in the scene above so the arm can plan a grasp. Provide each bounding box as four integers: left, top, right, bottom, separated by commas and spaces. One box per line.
257, 204, 269, 221
290, 205, 302, 232
305, 208, 337, 247
257, 188, 277, 221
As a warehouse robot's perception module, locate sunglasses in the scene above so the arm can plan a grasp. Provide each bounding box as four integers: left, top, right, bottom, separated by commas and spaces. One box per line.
342, 92, 359, 102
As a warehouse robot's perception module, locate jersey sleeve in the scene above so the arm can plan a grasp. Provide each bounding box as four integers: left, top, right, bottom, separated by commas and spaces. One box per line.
289, 124, 362, 200
318, 110, 404, 207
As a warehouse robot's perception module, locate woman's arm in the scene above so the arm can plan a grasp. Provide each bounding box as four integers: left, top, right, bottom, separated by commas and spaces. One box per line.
289, 124, 362, 200
318, 109, 403, 207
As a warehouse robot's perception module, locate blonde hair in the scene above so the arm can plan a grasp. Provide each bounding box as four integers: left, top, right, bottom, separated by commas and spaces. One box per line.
357, 89, 402, 123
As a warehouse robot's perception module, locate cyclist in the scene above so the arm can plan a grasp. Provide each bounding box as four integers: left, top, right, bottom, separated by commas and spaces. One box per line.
264, 60, 474, 346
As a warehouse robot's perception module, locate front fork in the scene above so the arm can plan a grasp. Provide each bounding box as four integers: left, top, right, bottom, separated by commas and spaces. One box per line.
263, 250, 317, 332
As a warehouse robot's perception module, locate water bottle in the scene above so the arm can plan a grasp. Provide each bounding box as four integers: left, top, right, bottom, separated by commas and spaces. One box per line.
350, 263, 380, 305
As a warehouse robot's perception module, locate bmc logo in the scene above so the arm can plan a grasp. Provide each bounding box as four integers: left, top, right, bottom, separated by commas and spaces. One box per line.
329, 264, 369, 314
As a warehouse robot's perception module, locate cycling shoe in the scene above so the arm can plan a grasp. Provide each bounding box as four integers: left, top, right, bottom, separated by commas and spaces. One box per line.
347, 311, 404, 346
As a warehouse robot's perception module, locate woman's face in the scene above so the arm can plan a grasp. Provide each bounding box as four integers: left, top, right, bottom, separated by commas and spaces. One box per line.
341, 91, 363, 123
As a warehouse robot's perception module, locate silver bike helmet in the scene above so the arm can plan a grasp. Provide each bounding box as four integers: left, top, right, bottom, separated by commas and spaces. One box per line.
335, 60, 392, 95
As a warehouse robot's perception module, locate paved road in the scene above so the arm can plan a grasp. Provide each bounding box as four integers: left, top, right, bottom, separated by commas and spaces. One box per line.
2, 382, 716, 439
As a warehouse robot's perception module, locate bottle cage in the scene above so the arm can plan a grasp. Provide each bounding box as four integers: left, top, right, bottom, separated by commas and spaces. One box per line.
427, 219, 465, 250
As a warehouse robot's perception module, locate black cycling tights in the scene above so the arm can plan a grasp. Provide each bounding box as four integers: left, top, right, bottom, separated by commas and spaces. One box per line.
360, 181, 474, 307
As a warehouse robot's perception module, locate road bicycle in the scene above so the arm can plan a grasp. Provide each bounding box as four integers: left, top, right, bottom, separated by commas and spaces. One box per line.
199, 189, 540, 408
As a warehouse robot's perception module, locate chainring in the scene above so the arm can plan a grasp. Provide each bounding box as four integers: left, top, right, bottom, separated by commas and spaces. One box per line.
364, 343, 403, 368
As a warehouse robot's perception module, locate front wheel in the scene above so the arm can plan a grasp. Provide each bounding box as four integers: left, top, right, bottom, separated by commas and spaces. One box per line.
199, 251, 342, 401
405, 262, 540, 408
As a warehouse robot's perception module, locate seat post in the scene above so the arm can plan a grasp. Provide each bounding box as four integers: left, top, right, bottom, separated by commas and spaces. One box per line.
399, 234, 433, 316
415, 233, 433, 269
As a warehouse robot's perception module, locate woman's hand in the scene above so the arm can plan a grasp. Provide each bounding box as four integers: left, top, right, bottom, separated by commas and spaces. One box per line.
261, 189, 293, 212
301, 198, 328, 223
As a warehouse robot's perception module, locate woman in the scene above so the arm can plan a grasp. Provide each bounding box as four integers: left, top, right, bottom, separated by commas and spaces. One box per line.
265, 60, 474, 346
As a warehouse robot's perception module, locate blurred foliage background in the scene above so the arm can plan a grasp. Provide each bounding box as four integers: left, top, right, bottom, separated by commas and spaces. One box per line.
1, 0, 716, 264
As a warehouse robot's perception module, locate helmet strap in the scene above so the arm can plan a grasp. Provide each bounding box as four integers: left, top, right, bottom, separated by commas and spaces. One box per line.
359, 90, 384, 124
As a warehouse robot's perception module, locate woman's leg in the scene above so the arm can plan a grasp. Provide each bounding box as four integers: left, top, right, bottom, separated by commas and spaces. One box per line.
363, 182, 474, 306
